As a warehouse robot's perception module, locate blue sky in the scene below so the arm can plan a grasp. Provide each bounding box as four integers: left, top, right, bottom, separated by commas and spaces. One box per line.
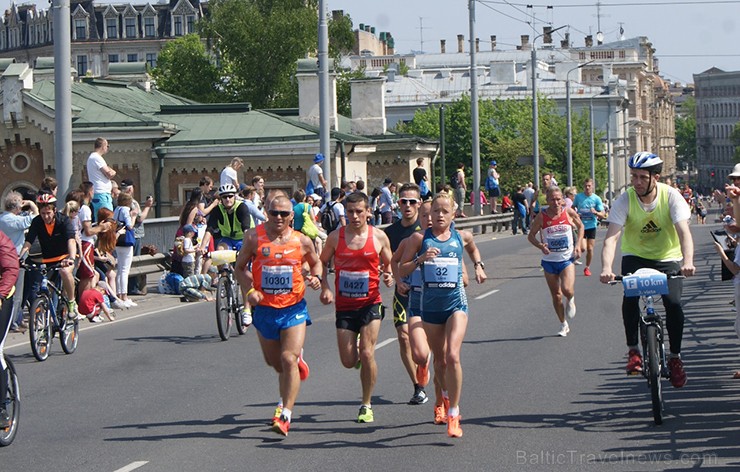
328, 0, 740, 86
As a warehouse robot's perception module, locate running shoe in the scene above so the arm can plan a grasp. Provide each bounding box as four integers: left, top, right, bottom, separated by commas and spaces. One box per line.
416, 353, 431, 387
88, 315, 104, 323
565, 297, 576, 319
271, 414, 290, 436
584, 267, 592, 277
271, 405, 283, 426
112, 299, 127, 310
626, 349, 643, 374
123, 299, 138, 308
434, 404, 447, 425
668, 357, 687, 388
241, 306, 252, 327
557, 322, 570, 337
447, 415, 463, 438
409, 385, 428, 405
357, 406, 374, 423
297, 348, 310, 381
574, 260, 583, 265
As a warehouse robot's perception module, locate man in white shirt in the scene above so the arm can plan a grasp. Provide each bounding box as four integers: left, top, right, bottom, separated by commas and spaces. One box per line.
86, 137, 116, 221
307, 153, 328, 200
220, 157, 244, 188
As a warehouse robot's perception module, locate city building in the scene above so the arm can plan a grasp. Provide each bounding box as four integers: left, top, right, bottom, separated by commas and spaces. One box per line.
693, 68, 740, 189
0, 0, 206, 76
345, 27, 677, 195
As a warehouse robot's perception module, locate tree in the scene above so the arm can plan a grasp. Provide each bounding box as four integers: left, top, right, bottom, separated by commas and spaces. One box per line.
675, 96, 697, 165
732, 122, 740, 162
397, 95, 607, 195
151, 34, 223, 103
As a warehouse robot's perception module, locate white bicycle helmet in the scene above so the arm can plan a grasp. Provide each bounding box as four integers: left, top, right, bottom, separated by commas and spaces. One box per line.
218, 183, 237, 196
628, 152, 663, 170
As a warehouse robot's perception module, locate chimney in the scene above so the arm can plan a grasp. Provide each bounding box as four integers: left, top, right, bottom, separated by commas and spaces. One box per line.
560, 32, 570, 49
351, 77, 387, 136
490, 35, 496, 51
585, 35, 593, 47
440, 39, 446, 54
542, 26, 552, 44
520, 35, 530, 50
475, 38, 479, 53
297, 59, 338, 131
457, 34, 464, 53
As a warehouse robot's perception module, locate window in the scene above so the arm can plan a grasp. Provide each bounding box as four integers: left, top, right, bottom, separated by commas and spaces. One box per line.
174, 16, 182, 36
146, 53, 157, 68
127, 53, 138, 62
107, 18, 117, 38
108, 54, 119, 63
75, 19, 86, 40
77, 55, 88, 75
125, 17, 137, 38
186, 15, 195, 33
144, 17, 155, 37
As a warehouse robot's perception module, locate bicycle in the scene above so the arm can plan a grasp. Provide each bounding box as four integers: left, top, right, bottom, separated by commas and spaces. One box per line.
23, 262, 79, 362
0, 355, 20, 447
609, 268, 683, 425
215, 260, 249, 341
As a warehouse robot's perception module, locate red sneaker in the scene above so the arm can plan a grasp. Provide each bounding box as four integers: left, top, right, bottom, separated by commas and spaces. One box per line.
272, 414, 290, 436
447, 415, 463, 438
297, 348, 310, 381
626, 349, 643, 374
584, 267, 592, 277
668, 357, 687, 388
434, 404, 447, 425
416, 353, 430, 387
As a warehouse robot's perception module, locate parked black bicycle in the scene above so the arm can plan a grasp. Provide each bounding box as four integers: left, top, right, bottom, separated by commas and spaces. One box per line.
610, 268, 683, 425
23, 262, 79, 361
0, 355, 20, 447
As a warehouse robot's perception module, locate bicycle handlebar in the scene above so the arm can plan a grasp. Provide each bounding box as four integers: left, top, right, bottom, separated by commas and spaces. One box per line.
607, 272, 685, 285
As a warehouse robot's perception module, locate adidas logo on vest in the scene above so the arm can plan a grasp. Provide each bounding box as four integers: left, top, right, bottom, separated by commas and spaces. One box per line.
640, 220, 661, 233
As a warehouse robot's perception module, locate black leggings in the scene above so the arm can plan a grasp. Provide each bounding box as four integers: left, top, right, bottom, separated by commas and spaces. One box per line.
621, 256, 684, 355
0, 295, 13, 406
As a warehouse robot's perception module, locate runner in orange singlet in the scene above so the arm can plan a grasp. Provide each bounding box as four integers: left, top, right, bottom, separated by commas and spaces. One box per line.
235, 195, 322, 437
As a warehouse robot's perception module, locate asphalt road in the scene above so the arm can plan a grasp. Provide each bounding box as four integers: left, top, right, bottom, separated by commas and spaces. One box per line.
2, 217, 739, 471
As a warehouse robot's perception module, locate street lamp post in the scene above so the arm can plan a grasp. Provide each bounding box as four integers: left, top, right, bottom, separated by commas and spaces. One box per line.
589, 99, 596, 188
532, 25, 566, 188
566, 60, 594, 187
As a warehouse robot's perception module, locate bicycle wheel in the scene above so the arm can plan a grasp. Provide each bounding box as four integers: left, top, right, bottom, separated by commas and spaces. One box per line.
215, 276, 232, 341
29, 296, 52, 362
646, 324, 663, 425
234, 284, 248, 336
57, 303, 79, 355
0, 357, 20, 447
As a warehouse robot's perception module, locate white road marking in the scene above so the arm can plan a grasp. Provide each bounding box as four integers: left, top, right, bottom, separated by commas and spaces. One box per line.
376, 337, 398, 349
474, 289, 499, 300
4, 304, 182, 351
113, 461, 149, 472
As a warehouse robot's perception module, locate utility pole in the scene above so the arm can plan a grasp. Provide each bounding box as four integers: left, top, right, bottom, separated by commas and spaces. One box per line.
417, 17, 431, 54
53, 0, 72, 201
469, 0, 481, 218
318, 0, 331, 187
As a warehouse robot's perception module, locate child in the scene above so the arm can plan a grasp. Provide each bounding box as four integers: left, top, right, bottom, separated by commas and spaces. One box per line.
79, 283, 116, 322
181, 224, 198, 277
179, 273, 215, 302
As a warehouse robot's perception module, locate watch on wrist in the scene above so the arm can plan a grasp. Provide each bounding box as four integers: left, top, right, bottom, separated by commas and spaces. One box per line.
474, 261, 485, 269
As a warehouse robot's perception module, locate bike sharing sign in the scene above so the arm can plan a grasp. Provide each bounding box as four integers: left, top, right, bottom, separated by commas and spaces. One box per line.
622, 272, 669, 298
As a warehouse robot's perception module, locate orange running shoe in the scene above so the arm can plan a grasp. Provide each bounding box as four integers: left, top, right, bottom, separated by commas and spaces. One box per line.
416, 353, 430, 387
272, 414, 290, 436
447, 415, 463, 438
434, 404, 447, 425
297, 348, 310, 381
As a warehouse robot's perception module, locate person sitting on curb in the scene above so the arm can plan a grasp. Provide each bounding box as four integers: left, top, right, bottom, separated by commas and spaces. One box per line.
78, 283, 116, 323
180, 273, 215, 302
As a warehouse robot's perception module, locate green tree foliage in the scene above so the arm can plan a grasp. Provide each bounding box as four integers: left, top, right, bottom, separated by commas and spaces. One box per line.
675, 96, 697, 164
731, 121, 740, 162
150, 34, 222, 103
398, 95, 607, 195
328, 11, 356, 62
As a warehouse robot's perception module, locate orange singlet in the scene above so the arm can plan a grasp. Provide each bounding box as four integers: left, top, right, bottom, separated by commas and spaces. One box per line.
252, 225, 305, 309
334, 226, 381, 311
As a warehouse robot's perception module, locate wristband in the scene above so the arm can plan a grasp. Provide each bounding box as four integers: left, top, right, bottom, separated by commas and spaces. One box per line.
312, 274, 322, 283
247, 288, 256, 296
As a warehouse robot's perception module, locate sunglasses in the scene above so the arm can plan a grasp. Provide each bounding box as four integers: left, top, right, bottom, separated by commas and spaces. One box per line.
399, 198, 420, 205
268, 210, 292, 218
221, 194, 235, 199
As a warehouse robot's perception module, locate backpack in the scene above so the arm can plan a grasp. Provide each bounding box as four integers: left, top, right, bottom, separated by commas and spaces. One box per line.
449, 172, 459, 189
321, 202, 339, 232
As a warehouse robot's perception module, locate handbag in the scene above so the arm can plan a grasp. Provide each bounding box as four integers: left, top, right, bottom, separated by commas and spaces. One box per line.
115, 207, 136, 247
300, 203, 319, 240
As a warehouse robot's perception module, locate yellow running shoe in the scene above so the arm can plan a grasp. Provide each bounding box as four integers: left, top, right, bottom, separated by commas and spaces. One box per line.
357, 406, 374, 423
271, 405, 283, 426
272, 415, 290, 436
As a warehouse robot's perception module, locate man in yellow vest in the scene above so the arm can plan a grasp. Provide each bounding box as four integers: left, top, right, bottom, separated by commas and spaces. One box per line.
600, 152, 695, 388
